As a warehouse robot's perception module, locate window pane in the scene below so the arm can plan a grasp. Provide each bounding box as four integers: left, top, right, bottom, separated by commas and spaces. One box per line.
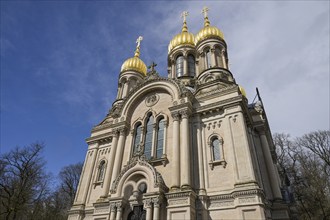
188, 55, 195, 77
133, 125, 142, 153
176, 56, 184, 77
98, 161, 105, 181
156, 119, 165, 158
144, 115, 153, 159
212, 138, 221, 161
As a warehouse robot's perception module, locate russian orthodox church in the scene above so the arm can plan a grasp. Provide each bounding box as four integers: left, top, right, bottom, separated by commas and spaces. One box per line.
68, 7, 290, 220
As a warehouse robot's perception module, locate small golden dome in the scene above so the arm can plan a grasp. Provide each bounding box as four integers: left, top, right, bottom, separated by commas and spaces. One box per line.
121, 36, 147, 76
195, 8, 224, 45
168, 11, 195, 54
239, 85, 247, 98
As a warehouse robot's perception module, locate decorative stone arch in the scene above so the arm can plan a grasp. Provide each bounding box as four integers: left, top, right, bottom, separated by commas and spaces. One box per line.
142, 110, 157, 125
121, 80, 182, 120
154, 112, 168, 124
110, 156, 168, 197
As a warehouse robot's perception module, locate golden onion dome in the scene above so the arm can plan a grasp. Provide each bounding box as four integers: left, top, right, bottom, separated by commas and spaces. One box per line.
168, 12, 195, 54
121, 36, 147, 76
239, 85, 247, 98
195, 8, 224, 45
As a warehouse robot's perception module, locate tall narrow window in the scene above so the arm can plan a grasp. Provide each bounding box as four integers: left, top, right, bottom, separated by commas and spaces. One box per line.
133, 123, 142, 154
156, 118, 165, 158
144, 115, 153, 159
215, 48, 222, 67
206, 49, 212, 68
176, 55, 184, 77
187, 55, 195, 77
212, 138, 221, 161
97, 160, 106, 182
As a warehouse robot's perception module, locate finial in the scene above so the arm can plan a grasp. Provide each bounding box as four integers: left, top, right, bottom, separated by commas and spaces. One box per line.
181, 11, 189, 32
201, 6, 210, 27
134, 36, 143, 57
148, 61, 157, 72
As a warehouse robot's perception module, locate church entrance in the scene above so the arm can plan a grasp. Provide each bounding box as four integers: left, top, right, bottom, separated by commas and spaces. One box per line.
127, 205, 146, 220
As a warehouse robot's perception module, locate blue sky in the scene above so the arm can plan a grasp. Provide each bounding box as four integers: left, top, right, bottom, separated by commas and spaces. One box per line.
1, 1, 329, 177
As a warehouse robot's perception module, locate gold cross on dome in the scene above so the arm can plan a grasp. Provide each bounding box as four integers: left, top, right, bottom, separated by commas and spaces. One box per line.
181, 11, 189, 22
202, 6, 209, 18
136, 36, 143, 48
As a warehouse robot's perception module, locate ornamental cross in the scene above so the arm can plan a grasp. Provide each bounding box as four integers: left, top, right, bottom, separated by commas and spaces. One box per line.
148, 61, 157, 72
202, 6, 209, 18
181, 11, 189, 22
136, 36, 143, 48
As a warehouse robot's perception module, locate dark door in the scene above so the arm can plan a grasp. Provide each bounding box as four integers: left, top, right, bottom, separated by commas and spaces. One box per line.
127, 205, 146, 220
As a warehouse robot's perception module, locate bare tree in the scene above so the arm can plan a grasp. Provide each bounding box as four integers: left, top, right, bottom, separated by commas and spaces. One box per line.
0, 143, 50, 220
274, 130, 330, 220
59, 162, 83, 206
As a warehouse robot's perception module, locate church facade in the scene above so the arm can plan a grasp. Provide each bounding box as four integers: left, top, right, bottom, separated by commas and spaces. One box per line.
68, 8, 290, 220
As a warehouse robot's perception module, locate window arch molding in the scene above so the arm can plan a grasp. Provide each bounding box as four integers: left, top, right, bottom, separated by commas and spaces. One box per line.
207, 133, 226, 170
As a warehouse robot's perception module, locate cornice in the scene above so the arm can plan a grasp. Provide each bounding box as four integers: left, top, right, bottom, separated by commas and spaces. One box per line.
86, 132, 113, 144
194, 96, 242, 115
195, 83, 237, 100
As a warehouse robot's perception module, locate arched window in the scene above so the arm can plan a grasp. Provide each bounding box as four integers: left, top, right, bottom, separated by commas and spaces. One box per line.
156, 118, 165, 158
215, 48, 222, 67
97, 160, 106, 182
176, 55, 184, 77
144, 115, 153, 159
205, 48, 212, 68
208, 136, 226, 169
133, 123, 142, 154
138, 182, 147, 194
187, 54, 195, 77
212, 138, 221, 161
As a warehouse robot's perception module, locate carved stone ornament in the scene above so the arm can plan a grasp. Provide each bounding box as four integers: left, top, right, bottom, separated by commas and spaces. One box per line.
145, 93, 159, 107
110, 155, 168, 194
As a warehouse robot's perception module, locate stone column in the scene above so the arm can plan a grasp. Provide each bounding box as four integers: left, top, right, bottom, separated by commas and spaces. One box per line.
221, 49, 227, 69
260, 132, 282, 199
171, 59, 175, 78
152, 198, 160, 220
171, 112, 180, 189
81, 145, 98, 204
144, 199, 153, 220
163, 120, 168, 155
151, 123, 157, 157
180, 110, 191, 188
210, 48, 216, 68
183, 55, 188, 76
109, 203, 117, 220
110, 128, 126, 186
116, 83, 122, 99
196, 115, 205, 192
102, 131, 119, 197
115, 202, 122, 220
195, 59, 199, 77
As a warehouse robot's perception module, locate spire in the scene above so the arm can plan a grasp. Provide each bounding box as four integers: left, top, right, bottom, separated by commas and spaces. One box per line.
201, 6, 210, 27
134, 36, 143, 57
181, 11, 189, 32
